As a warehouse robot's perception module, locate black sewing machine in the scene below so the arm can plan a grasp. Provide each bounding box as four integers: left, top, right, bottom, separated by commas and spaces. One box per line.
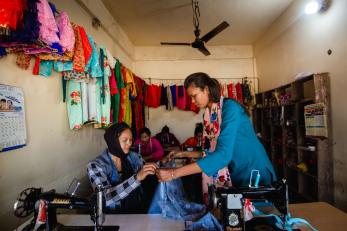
208, 179, 294, 231
14, 181, 119, 231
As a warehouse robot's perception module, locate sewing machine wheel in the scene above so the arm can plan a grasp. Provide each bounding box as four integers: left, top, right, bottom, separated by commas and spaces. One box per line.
14, 187, 42, 218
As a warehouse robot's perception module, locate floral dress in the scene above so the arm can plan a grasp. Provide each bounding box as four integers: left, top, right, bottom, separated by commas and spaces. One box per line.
202, 99, 232, 204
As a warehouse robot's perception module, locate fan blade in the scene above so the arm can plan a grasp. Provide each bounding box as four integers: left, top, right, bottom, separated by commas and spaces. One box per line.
160, 42, 191, 46
201, 21, 229, 43
197, 44, 211, 56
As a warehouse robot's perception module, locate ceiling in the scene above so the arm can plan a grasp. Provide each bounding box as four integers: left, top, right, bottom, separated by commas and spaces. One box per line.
102, 0, 293, 46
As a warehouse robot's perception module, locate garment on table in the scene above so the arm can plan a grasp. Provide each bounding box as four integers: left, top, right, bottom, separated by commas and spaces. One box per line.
182, 137, 202, 150
67, 80, 83, 130
134, 137, 164, 162
197, 99, 277, 187
87, 149, 143, 211
56, 11, 75, 52
202, 99, 232, 204
37, 0, 59, 45
148, 161, 206, 221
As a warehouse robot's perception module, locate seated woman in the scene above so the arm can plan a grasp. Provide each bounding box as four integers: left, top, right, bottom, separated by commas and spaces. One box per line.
87, 122, 158, 213
181, 123, 203, 151
134, 127, 164, 162
155, 125, 181, 151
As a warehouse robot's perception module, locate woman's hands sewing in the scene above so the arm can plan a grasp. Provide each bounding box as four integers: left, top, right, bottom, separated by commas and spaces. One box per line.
156, 168, 177, 182
136, 162, 159, 181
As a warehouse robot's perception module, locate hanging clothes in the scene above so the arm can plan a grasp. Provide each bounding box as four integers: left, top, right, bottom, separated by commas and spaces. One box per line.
67, 80, 83, 130
87, 78, 98, 122
79, 26, 92, 66
71, 23, 85, 72
131, 76, 146, 138
86, 34, 103, 77
176, 85, 186, 110
56, 11, 75, 53
0, 0, 25, 36
111, 59, 124, 123
235, 82, 243, 104
99, 47, 111, 126
37, 0, 59, 45
170, 85, 177, 107
166, 85, 173, 111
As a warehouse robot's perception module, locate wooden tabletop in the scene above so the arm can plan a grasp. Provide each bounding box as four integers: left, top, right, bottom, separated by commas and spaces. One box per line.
289, 202, 347, 231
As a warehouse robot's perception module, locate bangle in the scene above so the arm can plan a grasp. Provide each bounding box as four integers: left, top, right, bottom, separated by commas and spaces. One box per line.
170, 169, 176, 180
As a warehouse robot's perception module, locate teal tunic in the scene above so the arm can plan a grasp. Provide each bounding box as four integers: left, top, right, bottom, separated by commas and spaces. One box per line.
197, 99, 276, 187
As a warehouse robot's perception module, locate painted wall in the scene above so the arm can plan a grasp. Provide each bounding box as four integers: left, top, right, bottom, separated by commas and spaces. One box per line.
254, 0, 347, 211
0, 0, 134, 229
134, 45, 256, 142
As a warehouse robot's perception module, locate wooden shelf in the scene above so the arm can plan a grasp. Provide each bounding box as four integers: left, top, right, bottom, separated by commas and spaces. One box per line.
251, 73, 332, 203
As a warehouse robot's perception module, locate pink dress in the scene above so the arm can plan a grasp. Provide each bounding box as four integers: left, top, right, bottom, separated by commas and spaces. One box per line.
134, 137, 164, 162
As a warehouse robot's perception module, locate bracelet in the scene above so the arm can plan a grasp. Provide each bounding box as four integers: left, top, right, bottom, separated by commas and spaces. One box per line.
170, 169, 176, 180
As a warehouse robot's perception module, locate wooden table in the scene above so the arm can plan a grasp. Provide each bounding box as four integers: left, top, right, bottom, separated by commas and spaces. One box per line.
16, 202, 347, 231
289, 202, 347, 231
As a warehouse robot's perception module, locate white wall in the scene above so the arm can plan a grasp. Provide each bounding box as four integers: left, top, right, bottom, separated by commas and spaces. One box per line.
0, 0, 134, 229
254, 0, 347, 211
134, 45, 256, 142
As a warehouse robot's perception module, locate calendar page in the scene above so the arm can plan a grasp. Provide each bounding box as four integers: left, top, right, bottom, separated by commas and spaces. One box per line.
0, 84, 27, 152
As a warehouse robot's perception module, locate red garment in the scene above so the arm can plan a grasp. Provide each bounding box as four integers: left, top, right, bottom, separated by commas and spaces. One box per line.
32, 57, 40, 75
227, 83, 235, 99
109, 68, 118, 95
190, 102, 200, 114
132, 76, 145, 137
78, 26, 92, 65
145, 84, 161, 108
0, 0, 25, 30
235, 83, 243, 104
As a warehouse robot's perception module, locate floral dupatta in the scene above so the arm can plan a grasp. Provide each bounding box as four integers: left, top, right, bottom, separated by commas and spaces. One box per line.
201, 99, 232, 204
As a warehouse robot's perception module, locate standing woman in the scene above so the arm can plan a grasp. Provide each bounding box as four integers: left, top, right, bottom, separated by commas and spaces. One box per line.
87, 122, 158, 213
157, 73, 276, 187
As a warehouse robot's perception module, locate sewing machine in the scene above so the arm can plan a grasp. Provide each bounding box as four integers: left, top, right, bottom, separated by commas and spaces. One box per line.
208, 179, 291, 231
14, 182, 118, 231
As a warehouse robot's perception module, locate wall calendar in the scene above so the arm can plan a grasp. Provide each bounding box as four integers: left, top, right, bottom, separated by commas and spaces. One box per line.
0, 84, 27, 152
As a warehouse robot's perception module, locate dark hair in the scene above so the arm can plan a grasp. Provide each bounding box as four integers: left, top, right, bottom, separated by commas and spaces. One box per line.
1, 99, 6, 102
194, 123, 203, 136
184, 72, 221, 103
161, 125, 169, 133
140, 127, 151, 136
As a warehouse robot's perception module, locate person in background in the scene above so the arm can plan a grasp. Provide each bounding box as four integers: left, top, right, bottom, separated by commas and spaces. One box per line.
0, 99, 6, 110
181, 123, 203, 151
87, 122, 158, 213
134, 127, 164, 162
155, 125, 180, 151
156, 72, 276, 188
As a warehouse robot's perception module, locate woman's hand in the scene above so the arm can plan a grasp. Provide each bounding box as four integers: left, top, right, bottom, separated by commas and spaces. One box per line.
168, 150, 185, 160
156, 168, 177, 182
136, 162, 159, 181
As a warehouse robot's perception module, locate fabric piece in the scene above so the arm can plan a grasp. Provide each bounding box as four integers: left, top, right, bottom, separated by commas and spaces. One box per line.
86, 34, 102, 77
39, 60, 53, 77
79, 26, 92, 66
33, 57, 40, 75
166, 86, 173, 110
170, 85, 177, 106
87, 78, 97, 122
109, 68, 118, 95
71, 23, 85, 72
37, 0, 59, 45
81, 82, 89, 123
56, 11, 75, 52
54, 61, 73, 72
0, 0, 25, 32
67, 80, 83, 130
16, 53, 31, 70
176, 85, 186, 110
148, 162, 206, 221
189, 212, 223, 231
235, 82, 243, 104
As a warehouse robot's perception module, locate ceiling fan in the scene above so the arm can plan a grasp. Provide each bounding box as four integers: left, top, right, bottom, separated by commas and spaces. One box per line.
160, 0, 229, 56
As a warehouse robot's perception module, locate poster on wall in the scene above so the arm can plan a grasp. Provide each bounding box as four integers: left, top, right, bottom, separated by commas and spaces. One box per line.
0, 84, 27, 152
304, 103, 328, 138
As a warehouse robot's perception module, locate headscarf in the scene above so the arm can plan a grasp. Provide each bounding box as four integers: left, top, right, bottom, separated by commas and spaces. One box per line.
104, 122, 134, 180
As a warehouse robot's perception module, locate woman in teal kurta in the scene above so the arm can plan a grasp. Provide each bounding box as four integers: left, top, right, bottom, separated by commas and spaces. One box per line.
157, 72, 276, 187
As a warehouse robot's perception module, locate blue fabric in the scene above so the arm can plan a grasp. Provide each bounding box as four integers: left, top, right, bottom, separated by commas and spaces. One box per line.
188, 212, 223, 231
148, 162, 205, 221
170, 85, 177, 106
197, 99, 276, 187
